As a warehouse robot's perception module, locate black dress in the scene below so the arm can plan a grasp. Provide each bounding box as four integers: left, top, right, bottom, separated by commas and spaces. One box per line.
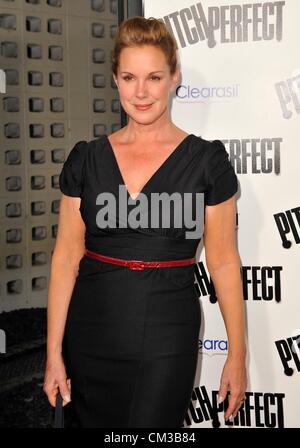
59, 133, 238, 428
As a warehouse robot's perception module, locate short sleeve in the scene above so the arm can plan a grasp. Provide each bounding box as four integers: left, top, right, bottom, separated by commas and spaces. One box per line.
204, 139, 238, 206
59, 140, 88, 197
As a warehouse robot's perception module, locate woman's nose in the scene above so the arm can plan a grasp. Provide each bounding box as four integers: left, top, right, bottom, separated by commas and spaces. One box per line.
135, 80, 148, 98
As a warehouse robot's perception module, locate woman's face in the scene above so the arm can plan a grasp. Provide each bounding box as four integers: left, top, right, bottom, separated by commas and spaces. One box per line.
113, 45, 179, 125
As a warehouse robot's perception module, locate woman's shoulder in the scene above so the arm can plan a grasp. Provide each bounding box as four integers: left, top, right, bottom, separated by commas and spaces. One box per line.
190, 134, 228, 157
80, 134, 110, 156
190, 133, 220, 146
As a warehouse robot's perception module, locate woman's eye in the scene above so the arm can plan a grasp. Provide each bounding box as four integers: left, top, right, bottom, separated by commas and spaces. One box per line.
122, 75, 161, 81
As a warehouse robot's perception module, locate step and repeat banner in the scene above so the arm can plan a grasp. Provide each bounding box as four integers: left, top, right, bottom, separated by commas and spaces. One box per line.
144, 0, 300, 428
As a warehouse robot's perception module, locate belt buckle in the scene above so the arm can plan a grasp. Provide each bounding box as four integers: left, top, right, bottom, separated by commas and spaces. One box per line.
128, 260, 145, 271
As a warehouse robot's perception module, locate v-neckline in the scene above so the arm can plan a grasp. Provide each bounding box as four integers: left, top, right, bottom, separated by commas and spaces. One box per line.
105, 133, 193, 201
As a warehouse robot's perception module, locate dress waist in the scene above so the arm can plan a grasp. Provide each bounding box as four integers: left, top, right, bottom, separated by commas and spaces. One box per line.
85, 249, 196, 271
85, 234, 199, 261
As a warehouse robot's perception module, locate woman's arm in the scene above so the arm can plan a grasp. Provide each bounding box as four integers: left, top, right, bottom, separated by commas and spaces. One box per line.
44, 194, 86, 406
204, 194, 247, 420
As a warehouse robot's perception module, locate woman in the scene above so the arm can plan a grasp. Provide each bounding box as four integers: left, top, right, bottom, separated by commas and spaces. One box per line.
43, 16, 247, 428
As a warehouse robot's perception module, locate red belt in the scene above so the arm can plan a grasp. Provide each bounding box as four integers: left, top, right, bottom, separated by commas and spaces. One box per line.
84, 249, 196, 271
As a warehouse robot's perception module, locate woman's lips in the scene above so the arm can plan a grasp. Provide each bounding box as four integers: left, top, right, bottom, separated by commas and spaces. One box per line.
134, 103, 153, 110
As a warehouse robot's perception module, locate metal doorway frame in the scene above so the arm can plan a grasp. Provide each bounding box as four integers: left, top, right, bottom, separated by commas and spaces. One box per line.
117, 0, 145, 127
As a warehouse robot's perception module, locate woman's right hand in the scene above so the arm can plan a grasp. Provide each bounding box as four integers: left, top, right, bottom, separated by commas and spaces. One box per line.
43, 353, 71, 407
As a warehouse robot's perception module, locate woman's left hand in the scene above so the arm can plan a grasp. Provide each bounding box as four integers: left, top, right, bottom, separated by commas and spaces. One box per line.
218, 355, 247, 421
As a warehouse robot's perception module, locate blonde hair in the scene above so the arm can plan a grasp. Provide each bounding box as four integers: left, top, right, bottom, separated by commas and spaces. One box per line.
111, 16, 179, 76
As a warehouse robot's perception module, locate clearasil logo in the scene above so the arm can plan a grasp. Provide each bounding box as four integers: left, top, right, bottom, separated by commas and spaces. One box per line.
199, 338, 228, 356
176, 83, 240, 103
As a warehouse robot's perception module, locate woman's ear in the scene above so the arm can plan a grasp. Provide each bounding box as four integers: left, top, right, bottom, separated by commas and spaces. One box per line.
113, 75, 118, 88
170, 67, 180, 92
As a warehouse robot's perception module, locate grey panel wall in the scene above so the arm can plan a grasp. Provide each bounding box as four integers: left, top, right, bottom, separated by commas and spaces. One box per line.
0, 0, 120, 312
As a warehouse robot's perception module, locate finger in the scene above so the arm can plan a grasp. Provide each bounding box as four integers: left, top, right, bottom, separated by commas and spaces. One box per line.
217, 382, 228, 405
224, 394, 239, 420
43, 378, 57, 395
226, 394, 244, 420
43, 381, 58, 406
58, 380, 71, 406
232, 396, 246, 418
48, 386, 59, 407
